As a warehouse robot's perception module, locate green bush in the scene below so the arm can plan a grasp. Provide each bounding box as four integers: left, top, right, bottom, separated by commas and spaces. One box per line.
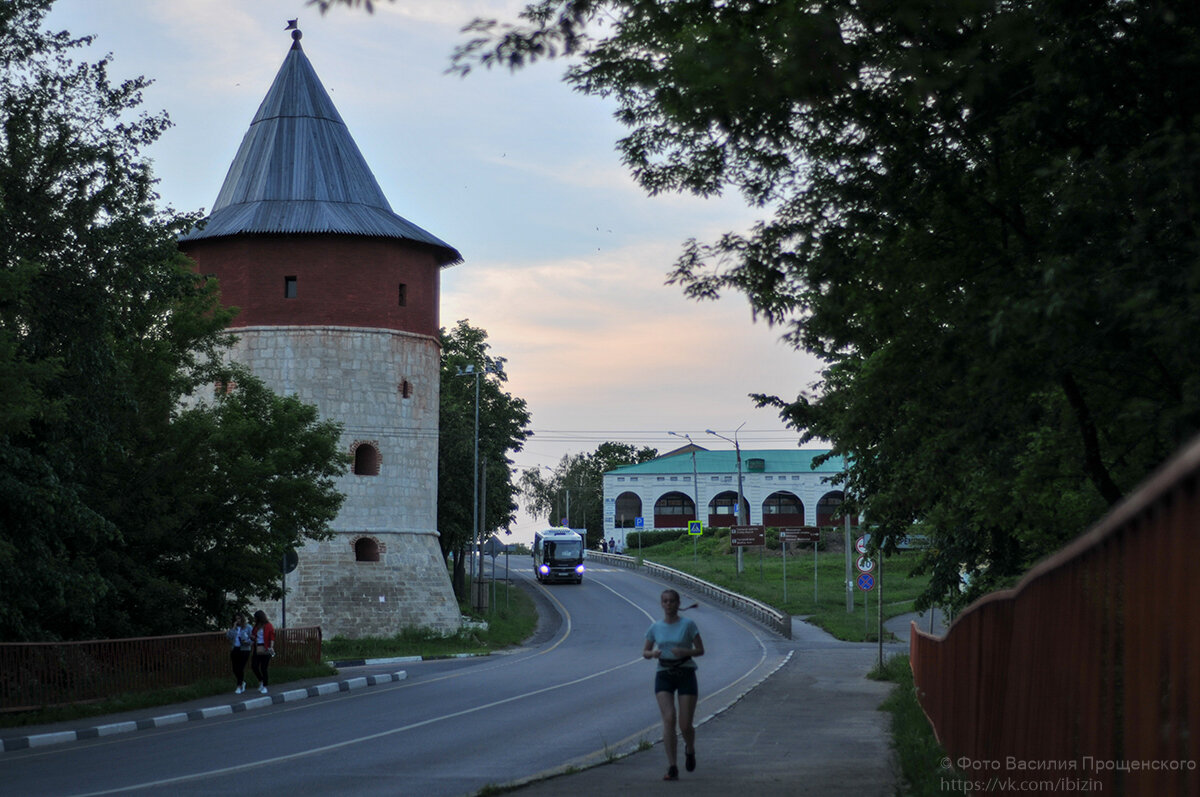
625, 529, 690, 549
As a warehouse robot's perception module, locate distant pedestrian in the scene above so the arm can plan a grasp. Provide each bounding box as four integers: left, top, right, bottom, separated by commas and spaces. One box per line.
643, 589, 704, 781
600, 538, 608, 553
250, 609, 275, 694
225, 613, 252, 694
609, 537, 617, 553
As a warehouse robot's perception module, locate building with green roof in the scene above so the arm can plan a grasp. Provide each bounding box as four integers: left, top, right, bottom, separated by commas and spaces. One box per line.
602, 447, 859, 545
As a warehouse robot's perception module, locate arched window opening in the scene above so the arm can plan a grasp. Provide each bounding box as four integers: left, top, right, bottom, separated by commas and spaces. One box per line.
353, 442, 381, 476
817, 490, 857, 527
355, 537, 380, 562
708, 491, 749, 528
763, 491, 805, 526
615, 491, 642, 528
653, 491, 695, 528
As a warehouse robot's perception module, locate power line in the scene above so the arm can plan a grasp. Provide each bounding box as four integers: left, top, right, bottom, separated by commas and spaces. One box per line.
524, 429, 802, 445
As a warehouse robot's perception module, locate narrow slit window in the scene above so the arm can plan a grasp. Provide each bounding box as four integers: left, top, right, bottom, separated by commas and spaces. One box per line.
398, 283, 407, 307
284, 276, 297, 298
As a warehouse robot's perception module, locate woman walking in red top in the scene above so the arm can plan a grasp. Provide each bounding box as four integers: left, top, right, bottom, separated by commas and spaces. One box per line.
250, 610, 276, 694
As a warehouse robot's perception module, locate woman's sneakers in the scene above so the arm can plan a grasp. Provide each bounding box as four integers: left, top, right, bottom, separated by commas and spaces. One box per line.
685, 749, 696, 772
259, 685, 268, 694
235, 683, 245, 694
663, 765, 679, 781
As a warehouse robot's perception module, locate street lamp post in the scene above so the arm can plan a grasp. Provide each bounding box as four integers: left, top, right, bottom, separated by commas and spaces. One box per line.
706, 423, 746, 573
456, 363, 495, 611
669, 431, 701, 563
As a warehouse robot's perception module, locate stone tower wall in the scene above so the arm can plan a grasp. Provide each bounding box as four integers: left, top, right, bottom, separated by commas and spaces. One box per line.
230, 325, 460, 637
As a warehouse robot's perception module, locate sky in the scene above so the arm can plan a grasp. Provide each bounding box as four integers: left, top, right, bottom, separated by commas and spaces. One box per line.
45, 0, 825, 544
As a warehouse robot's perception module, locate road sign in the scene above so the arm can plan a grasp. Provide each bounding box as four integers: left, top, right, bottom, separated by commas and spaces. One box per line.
856, 556, 875, 573
483, 537, 508, 558
730, 525, 765, 546
635, 517, 644, 529
782, 527, 820, 542
687, 520, 703, 536
857, 572, 875, 591
855, 535, 869, 555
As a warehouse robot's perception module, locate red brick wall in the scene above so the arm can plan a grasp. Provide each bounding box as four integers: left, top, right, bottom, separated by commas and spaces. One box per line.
182, 234, 442, 337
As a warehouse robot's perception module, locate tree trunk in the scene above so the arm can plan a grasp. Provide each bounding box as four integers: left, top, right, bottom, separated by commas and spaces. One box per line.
452, 543, 466, 599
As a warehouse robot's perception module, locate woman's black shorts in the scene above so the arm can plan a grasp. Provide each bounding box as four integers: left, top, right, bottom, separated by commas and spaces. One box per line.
654, 667, 698, 696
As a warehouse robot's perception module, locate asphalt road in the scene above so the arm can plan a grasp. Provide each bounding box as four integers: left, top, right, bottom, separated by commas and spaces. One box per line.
0, 564, 790, 796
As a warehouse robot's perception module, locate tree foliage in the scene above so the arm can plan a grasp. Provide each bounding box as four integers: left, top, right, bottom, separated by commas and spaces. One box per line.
438, 320, 532, 596
520, 442, 657, 547
0, 0, 347, 639
454, 0, 1200, 609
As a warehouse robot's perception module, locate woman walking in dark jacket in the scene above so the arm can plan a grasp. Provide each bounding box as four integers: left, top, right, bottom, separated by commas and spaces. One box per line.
225, 614, 252, 694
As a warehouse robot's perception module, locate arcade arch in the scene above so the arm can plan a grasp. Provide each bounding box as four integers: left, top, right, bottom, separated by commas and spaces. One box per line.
615, 491, 642, 528
763, 490, 805, 527
653, 491, 696, 528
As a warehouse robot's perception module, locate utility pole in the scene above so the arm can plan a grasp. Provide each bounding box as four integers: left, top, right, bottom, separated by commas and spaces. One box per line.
845, 506, 853, 613
707, 423, 746, 573
669, 431, 701, 562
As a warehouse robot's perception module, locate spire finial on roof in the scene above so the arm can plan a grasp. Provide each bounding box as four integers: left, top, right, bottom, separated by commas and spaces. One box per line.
285, 19, 302, 47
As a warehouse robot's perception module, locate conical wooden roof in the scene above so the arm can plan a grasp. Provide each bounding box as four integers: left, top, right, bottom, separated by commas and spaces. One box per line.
181, 37, 461, 266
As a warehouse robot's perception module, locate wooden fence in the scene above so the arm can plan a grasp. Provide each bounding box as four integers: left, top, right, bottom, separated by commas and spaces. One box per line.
0, 626, 322, 712
910, 437, 1200, 795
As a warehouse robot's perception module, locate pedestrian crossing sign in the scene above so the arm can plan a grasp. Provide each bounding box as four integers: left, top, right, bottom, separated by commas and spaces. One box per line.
688, 520, 703, 536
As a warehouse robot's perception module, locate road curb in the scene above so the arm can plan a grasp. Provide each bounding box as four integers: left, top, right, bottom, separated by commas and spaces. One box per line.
324, 651, 491, 667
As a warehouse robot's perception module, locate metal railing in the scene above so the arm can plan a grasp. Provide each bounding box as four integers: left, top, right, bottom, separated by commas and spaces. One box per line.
0, 626, 322, 712
910, 436, 1200, 795
589, 551, 791, 638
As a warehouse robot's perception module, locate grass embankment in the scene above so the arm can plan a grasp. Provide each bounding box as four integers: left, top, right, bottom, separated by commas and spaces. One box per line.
871, 654, 966, 797
322, 578, 536, 661
625, 529, 927, 642
0, 579, 537, 730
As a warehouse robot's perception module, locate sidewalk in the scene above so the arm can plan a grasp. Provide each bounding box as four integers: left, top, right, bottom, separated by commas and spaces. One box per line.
504, 613, 934, 796
0, 668, 408, 753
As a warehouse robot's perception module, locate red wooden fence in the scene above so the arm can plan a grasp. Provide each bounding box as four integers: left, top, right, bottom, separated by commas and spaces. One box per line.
0, 626, 322, 712
911, 437, 1200, 795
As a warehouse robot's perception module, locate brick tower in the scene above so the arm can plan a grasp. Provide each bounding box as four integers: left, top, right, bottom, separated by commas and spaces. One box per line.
180, 29, 462, 637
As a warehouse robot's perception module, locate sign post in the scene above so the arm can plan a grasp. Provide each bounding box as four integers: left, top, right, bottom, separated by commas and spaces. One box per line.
731, 526, 764, 581
856, 547, 875, 635
280, 550, 298, 629
779, 528, 796, 602
780, 527, 817, 603
688, 520, 703, 562
781, 531, 787, 603
813, 528, 819, 604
